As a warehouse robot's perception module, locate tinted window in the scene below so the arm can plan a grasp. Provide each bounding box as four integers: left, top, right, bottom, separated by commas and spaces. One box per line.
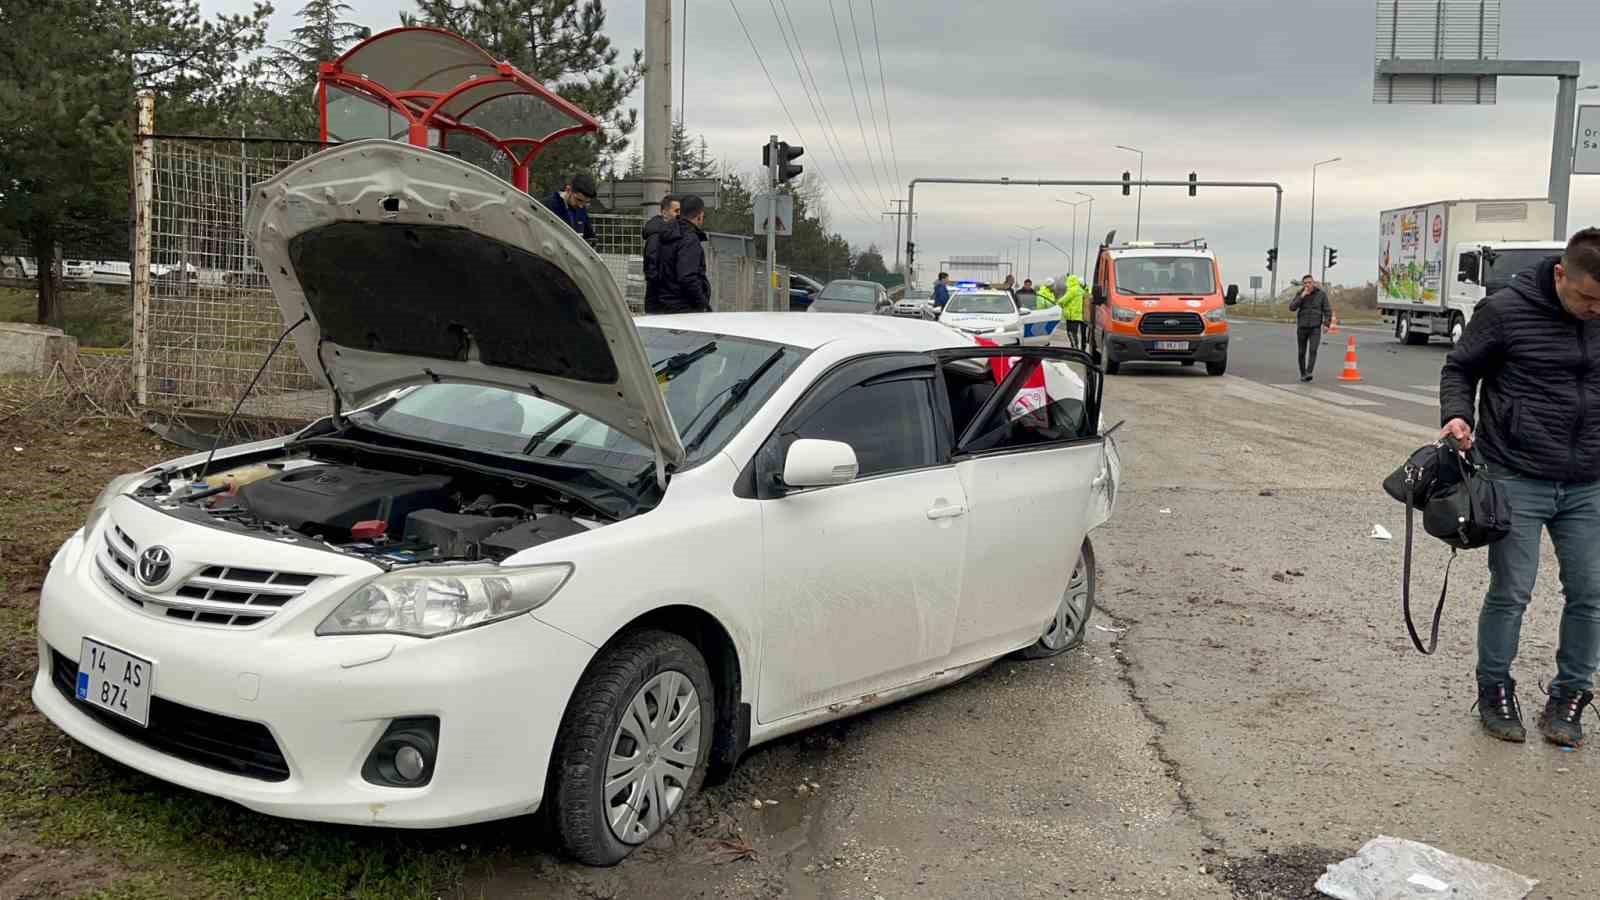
1483, 249, 1560, 294
792, 378, 936, 477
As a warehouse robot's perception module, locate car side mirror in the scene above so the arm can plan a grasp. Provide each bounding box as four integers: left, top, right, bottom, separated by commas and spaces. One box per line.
1224, 284, 1239, 306
781, 439, 859, 489
1092, 284, 1108, 305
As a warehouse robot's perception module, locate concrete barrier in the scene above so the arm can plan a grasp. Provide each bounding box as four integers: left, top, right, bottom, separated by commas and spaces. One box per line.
0, 323, 79, 376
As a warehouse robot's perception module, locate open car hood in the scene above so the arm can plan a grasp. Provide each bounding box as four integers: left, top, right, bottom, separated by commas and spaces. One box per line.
246, 140, 685, 472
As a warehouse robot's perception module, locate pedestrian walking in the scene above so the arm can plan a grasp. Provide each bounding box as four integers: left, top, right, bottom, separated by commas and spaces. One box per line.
541, 172, 598, 245
1289, 275, 1332, 381
655, 195, 711, 313
932, 272, 951, 311
1440, 227, 1600, 747
642, 194, 680, 314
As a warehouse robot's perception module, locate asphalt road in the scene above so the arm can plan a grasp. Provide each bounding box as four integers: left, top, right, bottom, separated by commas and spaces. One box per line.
1105, 317, 1454, 431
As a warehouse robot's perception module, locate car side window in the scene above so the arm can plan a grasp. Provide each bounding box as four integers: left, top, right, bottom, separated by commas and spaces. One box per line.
789, 376, 937, 477
942, 353, 1098, 455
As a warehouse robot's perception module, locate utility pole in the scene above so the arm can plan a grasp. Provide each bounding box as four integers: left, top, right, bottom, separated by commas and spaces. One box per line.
883, 199, 912, 272
641, 0, 673, 215
766, 134, 779, 311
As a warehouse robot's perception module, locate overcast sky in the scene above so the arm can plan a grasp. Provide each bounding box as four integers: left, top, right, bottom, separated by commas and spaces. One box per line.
211, 0, 1599, 289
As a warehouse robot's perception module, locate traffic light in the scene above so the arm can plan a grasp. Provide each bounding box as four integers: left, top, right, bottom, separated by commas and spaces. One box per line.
1266, 248, 1278, 272
763, 141, 805, 183
1188, 172, 1198, 197
1325, 247, 1339, 269
1121, 171, 1131, 196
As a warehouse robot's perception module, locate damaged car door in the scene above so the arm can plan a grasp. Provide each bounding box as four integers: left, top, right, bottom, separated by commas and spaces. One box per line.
750, 354, 967, 724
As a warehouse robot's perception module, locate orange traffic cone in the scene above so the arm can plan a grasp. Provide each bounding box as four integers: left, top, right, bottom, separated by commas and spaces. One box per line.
1327, 314, 1341, 334
1338, 335, 1362, 382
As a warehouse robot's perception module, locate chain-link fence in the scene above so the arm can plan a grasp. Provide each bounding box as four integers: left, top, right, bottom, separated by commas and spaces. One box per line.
133, 132, 788, 427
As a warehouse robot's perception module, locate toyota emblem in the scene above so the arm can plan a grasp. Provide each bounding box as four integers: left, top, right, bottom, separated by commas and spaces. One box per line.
138, 546, 173, 586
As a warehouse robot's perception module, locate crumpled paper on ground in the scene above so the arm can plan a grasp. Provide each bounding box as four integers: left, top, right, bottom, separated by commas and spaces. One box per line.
1316, 836, 1537, 900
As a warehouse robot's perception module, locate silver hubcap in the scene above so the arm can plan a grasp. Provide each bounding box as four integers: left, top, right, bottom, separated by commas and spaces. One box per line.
1041, 550, 1091, 650
605, 671, 701, 845
1452, 321, 1463, 344
1399, 316, 1409, 339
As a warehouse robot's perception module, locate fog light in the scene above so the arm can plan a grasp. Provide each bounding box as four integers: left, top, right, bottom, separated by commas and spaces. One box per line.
362, 716, 439, 788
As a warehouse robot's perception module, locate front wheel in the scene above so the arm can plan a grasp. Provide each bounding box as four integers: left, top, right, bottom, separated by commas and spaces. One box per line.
549, 631, 715, 865
1206, 356, 1227, 376
1449, 313, 1465, 347
1017, 539, 1096, 659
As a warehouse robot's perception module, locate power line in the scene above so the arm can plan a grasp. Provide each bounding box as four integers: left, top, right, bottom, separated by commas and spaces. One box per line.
775, 0, 881, 222
866, 0, 902, 192
765, 0, 878, 222
847, 0, 893, 205
725, 0, 874, 227
825, 0, 889, 206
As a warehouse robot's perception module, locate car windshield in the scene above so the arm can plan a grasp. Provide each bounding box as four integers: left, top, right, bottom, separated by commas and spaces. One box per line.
820, 283, 878, 303
1114, 256, 1216, 295
1483, 249, 1560, 294
944, 292, 1017, 314
353, 328, 806, 479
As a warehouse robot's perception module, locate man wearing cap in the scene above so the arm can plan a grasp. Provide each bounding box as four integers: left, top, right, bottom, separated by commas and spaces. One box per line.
542, 173, 598, 245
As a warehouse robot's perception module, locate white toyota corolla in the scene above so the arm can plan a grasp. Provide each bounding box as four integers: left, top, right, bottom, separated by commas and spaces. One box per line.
32, 141, 1120, 865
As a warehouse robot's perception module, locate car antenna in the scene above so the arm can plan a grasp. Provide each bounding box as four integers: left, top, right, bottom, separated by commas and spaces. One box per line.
197, 313, 309, 480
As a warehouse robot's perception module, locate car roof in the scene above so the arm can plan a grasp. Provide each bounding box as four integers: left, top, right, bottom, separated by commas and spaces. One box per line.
1106, 247, 1215, 260
634, 312, 973, 352
824, 279, 882, 288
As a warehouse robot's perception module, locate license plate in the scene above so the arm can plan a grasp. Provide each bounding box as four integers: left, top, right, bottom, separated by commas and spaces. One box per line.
1154, 341, 1190, 351
75, 638, 154, 727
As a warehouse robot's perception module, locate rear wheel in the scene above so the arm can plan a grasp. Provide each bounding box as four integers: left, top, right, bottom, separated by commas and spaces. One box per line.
550, 631, 714, 866
1206, 356, 1227, 376
1449, 313, 1465, 347
1398, 313, 1428, 346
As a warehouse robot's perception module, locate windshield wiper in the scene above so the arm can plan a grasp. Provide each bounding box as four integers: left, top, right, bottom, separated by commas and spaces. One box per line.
521, 409, 581, 455
682, 348, 786, 457
652, 341, 717, 381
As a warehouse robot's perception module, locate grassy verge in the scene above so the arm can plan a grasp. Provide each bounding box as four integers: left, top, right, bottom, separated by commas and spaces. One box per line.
0, 285, 133, 348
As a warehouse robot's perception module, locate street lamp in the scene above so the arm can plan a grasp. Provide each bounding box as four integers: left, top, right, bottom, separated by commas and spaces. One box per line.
1116, 145, 1145, 240
1036, 236, 1070, 260
1011, 225, 1046, 281
1309, 156, 1342, 279
1054, 197, 1091, 276
1075, 192, 1095, 277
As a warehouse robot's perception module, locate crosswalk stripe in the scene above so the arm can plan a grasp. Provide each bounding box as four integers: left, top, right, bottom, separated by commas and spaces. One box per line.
1269, 384, 1382, 407
1341, 384, 1440, 407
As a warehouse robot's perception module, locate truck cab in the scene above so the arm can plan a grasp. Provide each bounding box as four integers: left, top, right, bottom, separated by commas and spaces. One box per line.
1089, 238, 1239, 376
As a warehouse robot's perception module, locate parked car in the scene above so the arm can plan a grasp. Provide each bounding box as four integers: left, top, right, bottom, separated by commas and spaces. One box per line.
892, 288, 936, 320
807, 279, 892, 315
31, 140, 1120, 866
0, 255, 37, 279
788, 272, 823, 311
63, 259, 95, 281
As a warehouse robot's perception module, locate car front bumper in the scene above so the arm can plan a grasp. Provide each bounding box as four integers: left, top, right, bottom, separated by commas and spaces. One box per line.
1104, 331, 1227, 363
32, 527, 597, 828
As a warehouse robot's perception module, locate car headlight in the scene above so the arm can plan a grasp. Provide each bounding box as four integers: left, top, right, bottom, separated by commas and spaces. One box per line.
316, 563, 573, 638
1111, 306, 1138, 323
1206, 306, 1227, 322
84, 472, 151, 536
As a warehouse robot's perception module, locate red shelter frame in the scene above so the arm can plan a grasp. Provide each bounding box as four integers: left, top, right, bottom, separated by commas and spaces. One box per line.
317, 26, 600, 193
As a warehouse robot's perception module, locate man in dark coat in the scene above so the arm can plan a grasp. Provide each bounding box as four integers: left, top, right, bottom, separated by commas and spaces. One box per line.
655, 194, 711, 313
1440, 227, 1600, 747
642, 194, 680, 314
1288, 274, 1332, 381
541, 172, 597, 244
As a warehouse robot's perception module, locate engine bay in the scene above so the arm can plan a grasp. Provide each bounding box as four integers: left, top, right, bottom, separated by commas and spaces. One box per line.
136, 454, 601, 567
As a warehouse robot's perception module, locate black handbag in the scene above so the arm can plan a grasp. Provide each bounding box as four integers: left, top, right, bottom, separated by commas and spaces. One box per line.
1382, 437, 1512, 654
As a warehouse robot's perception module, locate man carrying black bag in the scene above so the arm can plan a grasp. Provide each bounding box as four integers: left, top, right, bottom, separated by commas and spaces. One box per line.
1440, 227, 1600, 747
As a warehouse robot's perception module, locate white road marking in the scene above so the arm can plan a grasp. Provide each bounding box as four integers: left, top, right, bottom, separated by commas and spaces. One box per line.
1340, 384, 1440, 407
1269, 384, 1382, 407
1409, 384, 1439, 393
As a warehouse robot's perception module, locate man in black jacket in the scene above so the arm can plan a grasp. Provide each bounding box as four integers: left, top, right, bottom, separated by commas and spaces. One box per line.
655, 194, 711, 313
1440, 227, 1600, 747
1288, 275, 1332, 382
642, 194, 680, 314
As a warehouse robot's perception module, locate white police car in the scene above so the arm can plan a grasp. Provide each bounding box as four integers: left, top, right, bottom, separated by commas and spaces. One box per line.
936, 286, 1060, 346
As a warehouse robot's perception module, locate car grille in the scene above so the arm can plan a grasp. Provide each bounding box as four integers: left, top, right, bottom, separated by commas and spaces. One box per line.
1138, 312, 1205, 336
101, 523, 318, 627
50, 647, 290, 782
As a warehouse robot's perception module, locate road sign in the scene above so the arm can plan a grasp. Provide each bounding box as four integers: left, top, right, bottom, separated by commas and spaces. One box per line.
597, 176, 721, 211
1249, 275, 1263, 290
1577, 106, 1600, 176
754, 193, 793, 236
1374, 0, 1501, 105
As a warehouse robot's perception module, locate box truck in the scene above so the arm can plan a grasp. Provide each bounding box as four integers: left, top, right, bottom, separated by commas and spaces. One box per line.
1379, 198, 1565, 347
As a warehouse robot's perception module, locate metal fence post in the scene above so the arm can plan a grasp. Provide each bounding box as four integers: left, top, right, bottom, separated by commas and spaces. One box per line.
131, 92, 155, 406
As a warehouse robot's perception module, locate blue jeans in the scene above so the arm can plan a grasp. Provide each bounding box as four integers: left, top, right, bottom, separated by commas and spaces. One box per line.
1478, 467, 1600, 693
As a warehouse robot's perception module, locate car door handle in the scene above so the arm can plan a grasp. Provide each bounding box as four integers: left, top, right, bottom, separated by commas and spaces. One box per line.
926, 503, 967, 520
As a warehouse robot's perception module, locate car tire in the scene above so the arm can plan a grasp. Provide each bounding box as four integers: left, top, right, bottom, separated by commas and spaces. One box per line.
1206, 357, 1227, 376
1398, 313, 1428, 346
549, 630, 715, 866
1449, 313, 1465, 348
1017, 538, 1096, 659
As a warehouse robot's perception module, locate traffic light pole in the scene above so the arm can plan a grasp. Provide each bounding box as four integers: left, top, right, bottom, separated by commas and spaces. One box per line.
766, 134, 779, 311
904, 177, 1285, 300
